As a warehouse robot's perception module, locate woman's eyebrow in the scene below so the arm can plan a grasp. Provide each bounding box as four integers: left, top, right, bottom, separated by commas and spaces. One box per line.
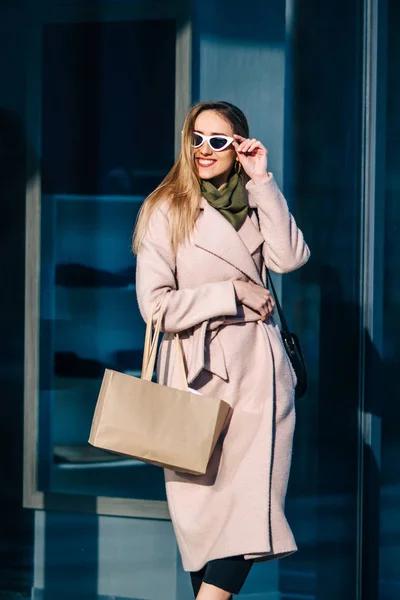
195, 130, 229, 136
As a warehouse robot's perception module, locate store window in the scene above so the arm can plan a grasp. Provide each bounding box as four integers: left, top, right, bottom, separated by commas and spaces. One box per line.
379, 0, 400, 597
279, 0, 363, 598
35, 18, 177, 501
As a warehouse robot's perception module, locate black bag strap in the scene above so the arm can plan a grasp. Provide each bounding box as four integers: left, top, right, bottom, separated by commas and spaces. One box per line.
265, 269, 290, 334
252, 207, 291, 335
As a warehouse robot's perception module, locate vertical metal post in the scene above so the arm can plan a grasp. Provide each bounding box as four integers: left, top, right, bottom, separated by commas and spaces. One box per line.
357, 0, 387, 597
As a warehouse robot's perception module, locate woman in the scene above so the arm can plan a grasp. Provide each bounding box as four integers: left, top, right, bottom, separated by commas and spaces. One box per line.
133, 101, 310, 599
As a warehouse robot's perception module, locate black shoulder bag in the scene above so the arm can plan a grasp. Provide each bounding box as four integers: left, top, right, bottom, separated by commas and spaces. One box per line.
266, 270, 308, 399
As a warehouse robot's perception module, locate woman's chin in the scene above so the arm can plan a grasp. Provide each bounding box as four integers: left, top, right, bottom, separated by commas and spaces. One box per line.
197, 167, 217, 180
197, 165, 232, 188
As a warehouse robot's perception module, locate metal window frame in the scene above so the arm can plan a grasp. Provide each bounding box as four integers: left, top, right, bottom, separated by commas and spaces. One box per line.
356, 0, 387, 597
23, 0, 191, 519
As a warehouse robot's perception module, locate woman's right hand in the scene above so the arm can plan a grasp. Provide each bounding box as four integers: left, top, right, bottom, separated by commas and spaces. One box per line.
233, 280, 275, 321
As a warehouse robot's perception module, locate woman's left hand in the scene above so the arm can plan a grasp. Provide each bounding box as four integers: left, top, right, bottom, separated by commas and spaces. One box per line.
232, 135, 270, 183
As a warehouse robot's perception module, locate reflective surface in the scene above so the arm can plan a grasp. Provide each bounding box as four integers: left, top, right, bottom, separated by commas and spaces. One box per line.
1, 0, 399, 597
280, 0, 363, 598
38, 19, 176, 498
379, 0, 400, 597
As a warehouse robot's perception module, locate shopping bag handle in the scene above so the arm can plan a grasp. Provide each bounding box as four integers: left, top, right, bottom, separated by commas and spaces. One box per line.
142, 295, 164, 379
141, 294, 188, 391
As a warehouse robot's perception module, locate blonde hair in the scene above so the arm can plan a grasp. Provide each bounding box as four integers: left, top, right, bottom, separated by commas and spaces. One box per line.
132, 101, 250, 255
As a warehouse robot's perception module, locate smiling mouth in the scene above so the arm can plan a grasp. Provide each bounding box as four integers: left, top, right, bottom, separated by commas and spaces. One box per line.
196, 158, 217, 168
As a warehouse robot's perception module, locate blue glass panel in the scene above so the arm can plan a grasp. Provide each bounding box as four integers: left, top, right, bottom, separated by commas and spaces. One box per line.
278, 0, 363, 598
379, 1, 400, 597
38, 19, 176, 499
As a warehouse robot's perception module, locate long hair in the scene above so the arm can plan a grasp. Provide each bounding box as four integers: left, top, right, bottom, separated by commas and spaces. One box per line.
132, 101, 250, 255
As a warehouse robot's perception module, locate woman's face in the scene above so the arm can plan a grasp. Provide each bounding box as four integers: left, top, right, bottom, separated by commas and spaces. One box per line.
193, 110, 237, 189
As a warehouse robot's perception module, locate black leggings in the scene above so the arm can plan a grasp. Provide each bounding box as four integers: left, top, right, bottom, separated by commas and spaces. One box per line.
190, 555, 254, 597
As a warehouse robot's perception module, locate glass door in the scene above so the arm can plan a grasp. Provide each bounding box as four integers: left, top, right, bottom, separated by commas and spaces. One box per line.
277, 0, 364, 598
24, 0, 191, 518
39, 18, 176, 500
379, 0, 400, 597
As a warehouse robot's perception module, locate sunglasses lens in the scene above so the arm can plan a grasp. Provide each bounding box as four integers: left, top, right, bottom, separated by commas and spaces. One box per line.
210, 137, 229, 150
192, 133, 203, 147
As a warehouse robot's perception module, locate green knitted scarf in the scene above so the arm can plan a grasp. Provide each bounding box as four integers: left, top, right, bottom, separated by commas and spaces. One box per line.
200, 173, 248, 231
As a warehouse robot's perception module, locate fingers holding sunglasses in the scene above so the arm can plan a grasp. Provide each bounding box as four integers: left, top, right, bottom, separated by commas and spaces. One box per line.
234, 136, 256, 154
247, 140, 267, 156
242, 139, 258, 154
233, 135, 266, 156
232, 134, 248, 152
233, 134, 247, 142
233, 134, 253, 146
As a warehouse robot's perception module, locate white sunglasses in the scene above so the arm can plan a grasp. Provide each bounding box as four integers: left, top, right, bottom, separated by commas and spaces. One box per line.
191, 131, 234, 152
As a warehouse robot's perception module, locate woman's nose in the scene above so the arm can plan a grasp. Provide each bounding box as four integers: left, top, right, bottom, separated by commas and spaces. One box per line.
201, 142, 213, 155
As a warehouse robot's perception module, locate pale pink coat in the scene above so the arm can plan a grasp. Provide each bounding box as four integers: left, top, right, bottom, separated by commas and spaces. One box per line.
136, 176, 310, 572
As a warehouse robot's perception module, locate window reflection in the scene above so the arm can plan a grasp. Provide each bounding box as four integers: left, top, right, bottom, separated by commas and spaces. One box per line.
38, 19, 176, 499
280, 0, 362, 598
379, 0, 400, 596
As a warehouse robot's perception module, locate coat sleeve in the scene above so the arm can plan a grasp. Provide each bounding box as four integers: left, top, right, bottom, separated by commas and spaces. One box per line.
246, 176, 310, 273
135, 204, 238, 333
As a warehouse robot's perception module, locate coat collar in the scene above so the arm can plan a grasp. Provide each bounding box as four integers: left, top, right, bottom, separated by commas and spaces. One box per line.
193, 197, 264, 285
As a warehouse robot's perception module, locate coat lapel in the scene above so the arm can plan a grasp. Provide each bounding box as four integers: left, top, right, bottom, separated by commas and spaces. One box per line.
193, 198, 264, 285
237, 211, 264, 256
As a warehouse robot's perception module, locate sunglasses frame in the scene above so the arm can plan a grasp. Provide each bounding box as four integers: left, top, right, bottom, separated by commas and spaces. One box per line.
191, 131, 234, 152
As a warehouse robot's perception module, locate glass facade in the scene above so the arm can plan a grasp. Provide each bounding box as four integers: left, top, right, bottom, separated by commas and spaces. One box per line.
281, 0, 363, 597
38, 18, 176, 500
0, 0, 398, 597
379, 0, 400, 598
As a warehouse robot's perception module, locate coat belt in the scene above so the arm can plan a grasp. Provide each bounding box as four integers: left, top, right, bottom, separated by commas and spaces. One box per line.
184, 308, 265, 385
